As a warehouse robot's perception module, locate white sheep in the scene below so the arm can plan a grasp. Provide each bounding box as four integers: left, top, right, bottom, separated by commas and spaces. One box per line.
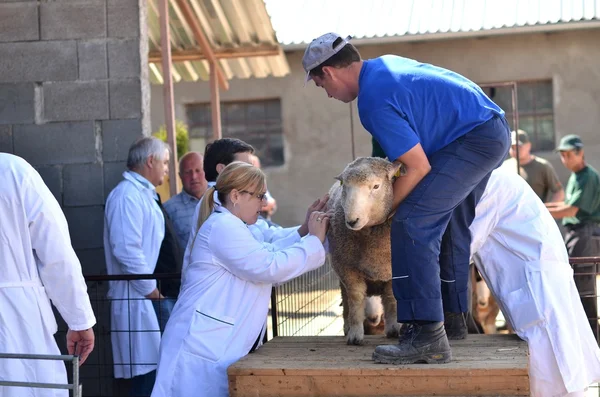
326, 157, 403, 345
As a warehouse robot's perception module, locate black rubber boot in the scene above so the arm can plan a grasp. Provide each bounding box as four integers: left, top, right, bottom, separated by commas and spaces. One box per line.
444, 311, 468, 340
372, 322, 452, 364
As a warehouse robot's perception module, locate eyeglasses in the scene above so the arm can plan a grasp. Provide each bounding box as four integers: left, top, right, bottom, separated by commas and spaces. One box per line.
240, 190, 268, 201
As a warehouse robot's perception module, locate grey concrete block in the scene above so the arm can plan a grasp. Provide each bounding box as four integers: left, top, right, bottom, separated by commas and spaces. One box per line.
0, 41, 77, 83
0, 2, 38, 42
63, 205, 104, 250
63, 163, 104, 207
40, 1, 106, 40
107, 0, 140, 38
0, 83, 35, 125
102, 119, 142, 162
35, 165, 63, 205
103, 161, 126, 200
78, 40, 108, 80
14, 122, 97, 166
109, 79, 141, 119
75, 248, 106, 275
43, 81, 109, 122
108, 39, 141, 78
0, 125, 12, 153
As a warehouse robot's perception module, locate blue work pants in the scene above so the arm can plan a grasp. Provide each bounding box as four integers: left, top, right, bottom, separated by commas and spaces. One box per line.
391, 115, 510, 322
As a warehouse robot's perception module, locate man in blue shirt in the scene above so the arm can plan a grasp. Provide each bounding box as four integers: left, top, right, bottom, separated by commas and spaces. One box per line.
303, 33, 510, 364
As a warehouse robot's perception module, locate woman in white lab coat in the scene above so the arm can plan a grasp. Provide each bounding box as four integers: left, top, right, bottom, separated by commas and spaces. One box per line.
470, 167, 600, 397
151, 162, 330, 397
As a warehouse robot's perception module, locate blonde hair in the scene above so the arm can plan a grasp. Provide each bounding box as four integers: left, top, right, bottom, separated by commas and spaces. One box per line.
195, 161, 266, 234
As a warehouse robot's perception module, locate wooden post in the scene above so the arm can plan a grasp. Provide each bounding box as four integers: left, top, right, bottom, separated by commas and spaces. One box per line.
210, 61, 222, 140
176, 0, 229, 91
159, 0, 178, 197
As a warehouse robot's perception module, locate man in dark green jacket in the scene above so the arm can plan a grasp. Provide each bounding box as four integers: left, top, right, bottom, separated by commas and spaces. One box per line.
547, 134, 600, 334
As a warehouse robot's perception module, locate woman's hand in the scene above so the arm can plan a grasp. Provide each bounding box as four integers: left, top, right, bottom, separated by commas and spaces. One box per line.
298, 194, 330, 236
145, 288, 165, 301
308, 211, 330, 243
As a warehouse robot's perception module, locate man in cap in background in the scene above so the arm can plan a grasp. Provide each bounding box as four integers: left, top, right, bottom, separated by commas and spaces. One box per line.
502, 129, 564, 203
546, 134, 600, 335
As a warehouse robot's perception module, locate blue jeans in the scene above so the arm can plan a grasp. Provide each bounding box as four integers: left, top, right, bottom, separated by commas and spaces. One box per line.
391, 115, 510, 322
152, 297, 176, 332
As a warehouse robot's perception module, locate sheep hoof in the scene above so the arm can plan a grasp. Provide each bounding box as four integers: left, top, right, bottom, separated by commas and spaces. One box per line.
346, 326, 364, 345
385, 322, 402, 338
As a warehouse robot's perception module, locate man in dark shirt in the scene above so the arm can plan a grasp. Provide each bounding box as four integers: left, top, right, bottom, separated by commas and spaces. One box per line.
547, 134, 600, 334
502, 129, 564, 203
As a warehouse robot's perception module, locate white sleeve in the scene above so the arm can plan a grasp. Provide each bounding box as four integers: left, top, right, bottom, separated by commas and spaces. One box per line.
209, 218, 326, 284
105, 193, 156, 296
24, 172, 96, 331
250, 218, 300, 243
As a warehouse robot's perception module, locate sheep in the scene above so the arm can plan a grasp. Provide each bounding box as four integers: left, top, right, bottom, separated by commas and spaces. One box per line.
326, 157, 404, 345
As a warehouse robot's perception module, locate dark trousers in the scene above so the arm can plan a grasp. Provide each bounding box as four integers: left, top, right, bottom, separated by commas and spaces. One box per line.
566, 223, 599, 336
152, 297, 176, 332
130, 370, 156, 397
391, 115, 510, 322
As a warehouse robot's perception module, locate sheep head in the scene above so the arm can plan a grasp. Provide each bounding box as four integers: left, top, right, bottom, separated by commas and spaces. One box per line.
334, 157, 403, 231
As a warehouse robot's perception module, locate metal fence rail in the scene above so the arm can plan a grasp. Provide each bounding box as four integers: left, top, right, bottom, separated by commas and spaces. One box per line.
270, 256, 341, 337
0, 353, 81, 397
570, 257, 600, 343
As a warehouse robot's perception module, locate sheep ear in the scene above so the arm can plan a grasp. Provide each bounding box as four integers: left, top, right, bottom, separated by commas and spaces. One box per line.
388, 162, 405, 179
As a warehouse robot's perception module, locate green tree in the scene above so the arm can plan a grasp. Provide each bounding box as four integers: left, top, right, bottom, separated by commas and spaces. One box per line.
153, 120, 190, 158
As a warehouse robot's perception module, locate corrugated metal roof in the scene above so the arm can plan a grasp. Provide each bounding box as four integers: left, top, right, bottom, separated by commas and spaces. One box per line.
147, 0, 290, 84
264, 0, 600, 46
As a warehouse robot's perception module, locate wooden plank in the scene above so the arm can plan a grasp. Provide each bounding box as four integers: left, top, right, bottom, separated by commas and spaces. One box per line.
209, 61, 221, 140
175, 0, 229, 90
228, 334, 529, 397
148, 45, 281, 63
229, 374, 529, 397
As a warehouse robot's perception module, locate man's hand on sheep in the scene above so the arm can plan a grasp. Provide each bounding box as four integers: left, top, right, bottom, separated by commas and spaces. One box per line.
307, 210, 330, 243
297, 194, 330, 237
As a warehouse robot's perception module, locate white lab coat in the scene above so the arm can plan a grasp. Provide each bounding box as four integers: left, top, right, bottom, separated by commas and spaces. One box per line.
0, 153, 96, 397
151, 205, 326, 397
183, 181, 302, 262
470, 167, 600, 397
104, 171, 164, 378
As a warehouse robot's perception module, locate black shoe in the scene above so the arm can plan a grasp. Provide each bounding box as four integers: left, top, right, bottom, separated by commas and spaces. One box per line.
444, 311, 468, 340
372, 322, 452, 364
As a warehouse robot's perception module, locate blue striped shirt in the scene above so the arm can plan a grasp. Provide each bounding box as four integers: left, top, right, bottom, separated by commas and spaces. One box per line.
163, 190, 200, 249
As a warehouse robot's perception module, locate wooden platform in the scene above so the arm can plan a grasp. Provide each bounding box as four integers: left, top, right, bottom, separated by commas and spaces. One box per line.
228, 334, 529, 397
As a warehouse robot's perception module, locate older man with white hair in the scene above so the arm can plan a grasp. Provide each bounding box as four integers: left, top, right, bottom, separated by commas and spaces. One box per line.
104, 136, 170, 396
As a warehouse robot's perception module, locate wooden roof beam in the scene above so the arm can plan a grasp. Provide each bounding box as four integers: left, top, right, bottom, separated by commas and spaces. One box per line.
175, 0, 229, 90
148, 44, 281, 63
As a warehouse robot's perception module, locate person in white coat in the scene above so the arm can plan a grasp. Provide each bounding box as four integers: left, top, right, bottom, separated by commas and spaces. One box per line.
469, 167, 600, 397
151, 162, 330, 397
0, 153, 96, 397
104, 137, 170, 396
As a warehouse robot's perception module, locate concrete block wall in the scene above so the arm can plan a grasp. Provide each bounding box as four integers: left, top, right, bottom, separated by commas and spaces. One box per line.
0, 0, 150, 275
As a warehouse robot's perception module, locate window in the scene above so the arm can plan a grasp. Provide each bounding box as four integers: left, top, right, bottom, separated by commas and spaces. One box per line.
482, 80, 555, 151
185, 99, 285, 167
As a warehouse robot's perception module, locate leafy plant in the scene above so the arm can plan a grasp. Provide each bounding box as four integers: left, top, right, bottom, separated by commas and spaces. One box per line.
153, 120, 190, 158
